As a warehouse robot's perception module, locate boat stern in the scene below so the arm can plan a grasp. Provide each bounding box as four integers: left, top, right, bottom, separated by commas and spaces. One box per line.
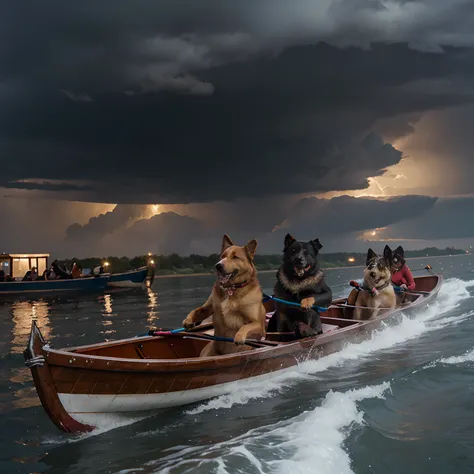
23, 321, 95, 433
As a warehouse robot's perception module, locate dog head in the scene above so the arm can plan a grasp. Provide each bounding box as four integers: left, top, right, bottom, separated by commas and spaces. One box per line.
215, 234, 257, 285
363, 245, 393, 287
391, 245, 405, 271
282, 233, 322, 279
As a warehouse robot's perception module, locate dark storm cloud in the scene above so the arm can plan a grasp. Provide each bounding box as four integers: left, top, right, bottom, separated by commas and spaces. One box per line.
380, 196, 474, 240
3, 180, 94, 192
61, 194, 438, 256
66, 205, 152, 242
64, 210, 204, 257
3, 1, 474, 203
277, 194, 438, 236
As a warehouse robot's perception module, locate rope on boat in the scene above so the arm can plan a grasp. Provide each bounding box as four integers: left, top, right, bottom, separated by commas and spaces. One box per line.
25, 355, 45, 368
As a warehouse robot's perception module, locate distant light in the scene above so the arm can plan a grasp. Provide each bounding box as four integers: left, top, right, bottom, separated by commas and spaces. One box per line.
104, 261, 110, 267
150, 260, 155, 265
348, 257, 355, 263
371, 230, 376, 236
148, 252, 152, 256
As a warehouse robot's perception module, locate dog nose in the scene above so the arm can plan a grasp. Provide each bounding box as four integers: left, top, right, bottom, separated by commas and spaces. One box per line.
215, 263, 224, 272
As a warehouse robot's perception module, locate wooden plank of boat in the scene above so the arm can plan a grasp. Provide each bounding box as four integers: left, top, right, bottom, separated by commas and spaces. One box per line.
0, 274, 109, 295
23, 274, 442, 433
106, 266, 149, 288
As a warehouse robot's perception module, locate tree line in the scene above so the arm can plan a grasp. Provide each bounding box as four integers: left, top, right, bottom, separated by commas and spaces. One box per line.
62, 247, 466, 275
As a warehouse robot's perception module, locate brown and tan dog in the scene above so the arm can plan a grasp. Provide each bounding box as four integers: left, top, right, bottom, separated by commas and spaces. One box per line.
182, 235, 267, 357
353, 246, 396, 321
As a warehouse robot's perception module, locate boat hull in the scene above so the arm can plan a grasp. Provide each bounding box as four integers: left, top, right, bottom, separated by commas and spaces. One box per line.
106, 267, 148, 288
24, 274, 442, 433
0, 275, 109, 295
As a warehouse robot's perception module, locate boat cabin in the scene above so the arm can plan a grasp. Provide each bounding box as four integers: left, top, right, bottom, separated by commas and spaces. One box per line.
0, 253, 49, 279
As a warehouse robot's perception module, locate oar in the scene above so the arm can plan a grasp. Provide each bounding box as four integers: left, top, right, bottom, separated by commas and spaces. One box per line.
149, 330, 277, 348
262, 293, 328, 312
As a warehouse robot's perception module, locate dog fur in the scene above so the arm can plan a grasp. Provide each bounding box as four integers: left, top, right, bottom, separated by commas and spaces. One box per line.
353, 246, 396, 320
182, 235, 266, 357
267, 234, 332, 339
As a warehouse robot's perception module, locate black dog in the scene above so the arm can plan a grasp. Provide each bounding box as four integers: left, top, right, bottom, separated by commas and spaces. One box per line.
267, 234, 332, 339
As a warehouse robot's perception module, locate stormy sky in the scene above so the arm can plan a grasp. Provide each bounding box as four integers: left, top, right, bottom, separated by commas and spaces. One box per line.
2, 0, 474, 257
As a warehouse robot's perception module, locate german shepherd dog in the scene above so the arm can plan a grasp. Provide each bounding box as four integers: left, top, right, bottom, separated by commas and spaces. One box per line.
182, 235, 267, 357
267, 234, 332, 339
353, 246, 396, 320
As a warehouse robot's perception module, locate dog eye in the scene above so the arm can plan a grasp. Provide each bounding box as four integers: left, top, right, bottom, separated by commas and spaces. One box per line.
232, 255, 240, 260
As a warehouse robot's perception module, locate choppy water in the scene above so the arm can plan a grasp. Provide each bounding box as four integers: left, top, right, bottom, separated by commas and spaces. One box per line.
1, 255, 474, 474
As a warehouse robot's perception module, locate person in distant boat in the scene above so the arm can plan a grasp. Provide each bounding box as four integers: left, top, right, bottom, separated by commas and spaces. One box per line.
22, 270, 32, 281
71, 262, 81, 279
30, 266, 38, 281
92, 265, 104, 275
390, 246, 415, 291
51, 260, 69, 279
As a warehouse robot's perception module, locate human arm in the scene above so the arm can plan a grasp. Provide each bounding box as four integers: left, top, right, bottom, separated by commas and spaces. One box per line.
402, 266, 416, 291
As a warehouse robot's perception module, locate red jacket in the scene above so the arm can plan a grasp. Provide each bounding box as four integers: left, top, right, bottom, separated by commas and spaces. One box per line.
391, 264, 415, 290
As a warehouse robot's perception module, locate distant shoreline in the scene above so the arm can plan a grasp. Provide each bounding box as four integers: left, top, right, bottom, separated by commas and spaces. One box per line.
153, 252, 469, 279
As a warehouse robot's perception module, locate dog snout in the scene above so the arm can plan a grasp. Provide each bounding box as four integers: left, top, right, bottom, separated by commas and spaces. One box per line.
215, 262, 224, 273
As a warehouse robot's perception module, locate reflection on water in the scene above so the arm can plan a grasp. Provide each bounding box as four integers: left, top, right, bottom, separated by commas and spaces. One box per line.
147, 286, 159, 326
99, 294, 115, 337
102, 293, 113, 315
11, 300, 51, 355
10, 300, 51, 410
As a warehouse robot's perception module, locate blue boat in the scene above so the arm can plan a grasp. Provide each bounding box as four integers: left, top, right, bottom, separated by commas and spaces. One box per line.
0, 253, 110, 295
0, 275, 109, 295
106, 266, 149, 288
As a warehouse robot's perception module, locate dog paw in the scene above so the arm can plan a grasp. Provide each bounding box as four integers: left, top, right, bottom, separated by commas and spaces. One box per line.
233, 330, 247, 345
300, 297, 315, 310
182, 313, 196, 329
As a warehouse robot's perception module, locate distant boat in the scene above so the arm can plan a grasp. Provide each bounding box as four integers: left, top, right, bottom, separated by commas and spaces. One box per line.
0, 252, 109, 295
106, 266, 149, 288
0, 274, 109, 294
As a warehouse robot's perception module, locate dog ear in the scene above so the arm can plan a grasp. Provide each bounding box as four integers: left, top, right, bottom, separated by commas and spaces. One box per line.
284, 233, 296, 251
394, 245, 404, 255
366, 248, 377, 266
221, 234, 234, 254
311, 238, 323, 252
383, 244, 393, 261
245, 239, 258, 261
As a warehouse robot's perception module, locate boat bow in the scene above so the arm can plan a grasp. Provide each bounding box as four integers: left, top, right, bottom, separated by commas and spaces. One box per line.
23, 321, 94, 433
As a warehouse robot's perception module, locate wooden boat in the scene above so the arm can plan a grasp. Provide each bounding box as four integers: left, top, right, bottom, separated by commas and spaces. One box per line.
0, 274, 109, 295
106, 266, 149, 288
24, 274, 441, 433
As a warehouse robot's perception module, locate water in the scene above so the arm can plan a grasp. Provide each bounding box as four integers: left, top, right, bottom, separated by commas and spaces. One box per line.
1, 255, 474, 473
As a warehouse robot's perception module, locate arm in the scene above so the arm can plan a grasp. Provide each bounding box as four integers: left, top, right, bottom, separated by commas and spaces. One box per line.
234, 304, 266, 345
300, 283, 333, 310
403, 266, 416, 291
182, 294, 214, 329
